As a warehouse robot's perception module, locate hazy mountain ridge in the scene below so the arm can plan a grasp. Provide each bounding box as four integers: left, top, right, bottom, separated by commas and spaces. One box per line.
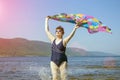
0, 38, 118, 57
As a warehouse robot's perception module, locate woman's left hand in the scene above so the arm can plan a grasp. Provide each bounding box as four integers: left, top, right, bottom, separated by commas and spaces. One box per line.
74, 24, 80, 29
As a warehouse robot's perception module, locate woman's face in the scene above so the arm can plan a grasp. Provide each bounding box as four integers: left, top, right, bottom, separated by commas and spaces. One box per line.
55, 29, 63, 37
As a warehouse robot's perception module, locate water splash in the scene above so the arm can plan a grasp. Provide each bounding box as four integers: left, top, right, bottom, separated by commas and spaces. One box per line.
29, 66, 51, 80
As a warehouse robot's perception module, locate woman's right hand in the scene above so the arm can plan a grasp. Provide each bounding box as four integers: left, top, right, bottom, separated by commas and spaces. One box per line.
46, 16, 50, 21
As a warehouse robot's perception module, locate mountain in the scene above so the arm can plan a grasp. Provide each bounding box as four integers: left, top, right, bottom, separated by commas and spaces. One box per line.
0, 38, 51, 57
0, 38, 117, 57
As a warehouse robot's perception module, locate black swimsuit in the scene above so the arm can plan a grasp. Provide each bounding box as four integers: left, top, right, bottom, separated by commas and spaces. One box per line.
51, 39, 67, 67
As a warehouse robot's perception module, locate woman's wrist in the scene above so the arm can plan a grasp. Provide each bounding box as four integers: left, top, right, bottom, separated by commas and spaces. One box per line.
73, 27, 78, 31
74, 25, 79, 29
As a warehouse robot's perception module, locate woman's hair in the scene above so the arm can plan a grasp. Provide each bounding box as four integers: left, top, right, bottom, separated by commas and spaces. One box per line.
56, 25, 64, 34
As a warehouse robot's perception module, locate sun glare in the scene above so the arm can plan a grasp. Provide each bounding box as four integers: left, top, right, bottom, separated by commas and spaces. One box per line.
0, 1, 6, 22
0, 2, 3, 16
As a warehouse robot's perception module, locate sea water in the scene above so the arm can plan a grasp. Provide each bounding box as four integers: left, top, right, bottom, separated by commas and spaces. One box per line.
0, 56, 120, 80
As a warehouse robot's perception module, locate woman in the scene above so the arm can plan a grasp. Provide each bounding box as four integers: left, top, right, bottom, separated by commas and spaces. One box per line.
45, 16, 79, 80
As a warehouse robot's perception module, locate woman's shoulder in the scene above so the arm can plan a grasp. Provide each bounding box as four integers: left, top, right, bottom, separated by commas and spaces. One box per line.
63, 39, 67, 47
51, 38, 56, 44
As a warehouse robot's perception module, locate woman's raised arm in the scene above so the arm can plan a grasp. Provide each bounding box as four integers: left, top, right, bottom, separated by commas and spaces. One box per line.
63, 24, 79, 46
45, 17, 55, 42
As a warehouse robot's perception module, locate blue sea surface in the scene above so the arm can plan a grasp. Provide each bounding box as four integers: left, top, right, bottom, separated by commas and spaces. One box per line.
0, 56, 120, 80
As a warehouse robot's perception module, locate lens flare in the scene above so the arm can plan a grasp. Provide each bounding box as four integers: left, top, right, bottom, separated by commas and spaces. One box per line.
0, 2, 3, 16
0, 0, 5, 22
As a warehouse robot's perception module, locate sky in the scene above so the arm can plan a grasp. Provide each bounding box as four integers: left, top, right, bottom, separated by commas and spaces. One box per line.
0, 0, 120, 55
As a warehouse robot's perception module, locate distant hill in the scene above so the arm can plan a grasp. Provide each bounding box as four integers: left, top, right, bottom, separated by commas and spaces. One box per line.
0, 38, 117, 57
0, 38, 51, 57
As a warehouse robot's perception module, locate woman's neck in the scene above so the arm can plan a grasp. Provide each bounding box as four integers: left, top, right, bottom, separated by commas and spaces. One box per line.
56, 37, 62, 40
55, 37, 62, 45
56, 36, 62, 39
